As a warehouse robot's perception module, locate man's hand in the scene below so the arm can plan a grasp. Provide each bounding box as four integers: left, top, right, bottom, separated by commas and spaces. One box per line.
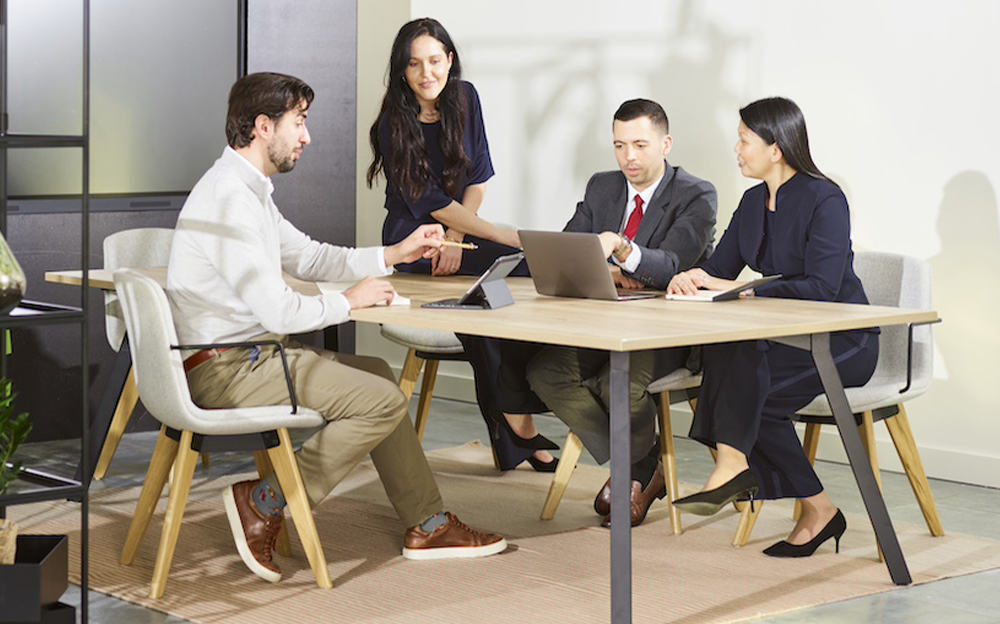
384, 224, 444, 267
598, 231, 623, 259
343, 276, 397, 309
609, 265, 644, 289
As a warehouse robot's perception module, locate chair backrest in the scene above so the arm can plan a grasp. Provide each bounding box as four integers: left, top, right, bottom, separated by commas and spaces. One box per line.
112, 269, 203, 431
104, 228, 175, 352
853, 251, 933, 396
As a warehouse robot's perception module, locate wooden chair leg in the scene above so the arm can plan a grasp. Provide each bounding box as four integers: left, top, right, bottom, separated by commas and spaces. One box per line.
149, 430, 198, 599
252, 451, 292, 558
884, 404, 944, 536
93, 366, 139, 480
540, 432, 584, 520
201, 453, 211, 469
794, 422, 822, 521
268, 428, 332, 589
398, 348, 423, 402
859, 410, 884, 562
733, 501, 762, 547
413, 359, 440, 442
121, 426, 178, 566
657, 393, 682, 535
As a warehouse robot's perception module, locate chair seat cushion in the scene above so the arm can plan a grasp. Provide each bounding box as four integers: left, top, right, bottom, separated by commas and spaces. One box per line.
380, 325, 464, 354
797, 378, 932, 417
181, 405, 325, 436
647, 368, 702, 394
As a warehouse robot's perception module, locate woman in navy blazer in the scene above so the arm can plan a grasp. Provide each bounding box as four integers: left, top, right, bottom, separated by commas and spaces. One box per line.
668, 97, 878, 557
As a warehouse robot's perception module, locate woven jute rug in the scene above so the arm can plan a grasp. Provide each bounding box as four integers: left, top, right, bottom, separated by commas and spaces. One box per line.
11, 442, 1000, 624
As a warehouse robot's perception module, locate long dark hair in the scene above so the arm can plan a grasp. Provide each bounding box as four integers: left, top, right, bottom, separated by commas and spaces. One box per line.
739, 97, 837, 187
366, 18, 469, 202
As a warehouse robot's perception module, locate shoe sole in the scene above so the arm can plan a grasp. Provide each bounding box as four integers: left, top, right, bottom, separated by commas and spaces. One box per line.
402, 537, 508, 561
222, 485, 282, 583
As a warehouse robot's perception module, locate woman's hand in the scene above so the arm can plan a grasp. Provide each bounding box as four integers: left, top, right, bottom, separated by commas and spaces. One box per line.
384, 224, 444, 267
432, 244, 462, 275
668, 268, 745, 295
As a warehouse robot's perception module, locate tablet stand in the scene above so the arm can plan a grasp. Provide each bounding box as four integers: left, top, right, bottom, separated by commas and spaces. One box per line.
471, 280, 515, 309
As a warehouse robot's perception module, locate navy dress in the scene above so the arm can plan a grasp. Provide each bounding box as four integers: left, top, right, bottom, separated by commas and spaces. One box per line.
378, 81, 533, 469
690, 173, 879, 499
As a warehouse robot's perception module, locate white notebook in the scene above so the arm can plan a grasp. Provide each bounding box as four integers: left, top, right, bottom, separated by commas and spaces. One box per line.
317, 281, 410, 306
664, 275, 781, 302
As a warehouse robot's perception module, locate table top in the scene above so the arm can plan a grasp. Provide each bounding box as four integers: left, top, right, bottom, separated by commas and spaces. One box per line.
47, 268, 938, 352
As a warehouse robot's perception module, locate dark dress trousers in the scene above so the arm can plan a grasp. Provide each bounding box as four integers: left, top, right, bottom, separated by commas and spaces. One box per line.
690, 173, 879, 499
518, 164, 718, 475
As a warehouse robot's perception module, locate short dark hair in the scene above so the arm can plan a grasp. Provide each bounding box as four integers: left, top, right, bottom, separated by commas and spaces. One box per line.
613, 99, 669, 134
226, 72, 315, 148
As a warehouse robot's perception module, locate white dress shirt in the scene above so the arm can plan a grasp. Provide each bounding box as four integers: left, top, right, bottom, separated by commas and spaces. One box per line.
613, 171, 664, 274
167, 147, 390, 346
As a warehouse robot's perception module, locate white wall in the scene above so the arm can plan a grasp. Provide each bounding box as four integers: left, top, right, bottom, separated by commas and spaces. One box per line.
360, 0, 1000, 487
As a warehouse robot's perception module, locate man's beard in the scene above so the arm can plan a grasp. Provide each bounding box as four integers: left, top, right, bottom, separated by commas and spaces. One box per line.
268, 141, 297, 173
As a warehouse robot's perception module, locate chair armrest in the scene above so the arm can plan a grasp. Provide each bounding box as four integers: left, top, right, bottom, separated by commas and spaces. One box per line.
901, 319, 942, 394
171, 340, 298, 413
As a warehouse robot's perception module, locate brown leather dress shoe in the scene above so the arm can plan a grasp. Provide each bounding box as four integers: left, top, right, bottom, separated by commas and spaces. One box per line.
594, 479, 612, 516
600, 462, 667, 528
223, 480, 283, 582
402, 512, 507, 561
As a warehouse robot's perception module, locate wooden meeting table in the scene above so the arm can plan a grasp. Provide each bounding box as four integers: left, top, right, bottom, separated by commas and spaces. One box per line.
47, 268, 936, 623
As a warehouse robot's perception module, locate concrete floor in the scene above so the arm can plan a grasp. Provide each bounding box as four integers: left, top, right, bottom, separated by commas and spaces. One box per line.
16, 395, 1000, 624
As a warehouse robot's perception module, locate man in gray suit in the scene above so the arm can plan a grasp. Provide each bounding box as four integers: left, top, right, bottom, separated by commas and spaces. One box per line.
508, 98, 717, 527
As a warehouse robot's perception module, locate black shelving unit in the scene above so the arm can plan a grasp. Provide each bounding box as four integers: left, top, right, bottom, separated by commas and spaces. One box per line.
0, 1, 90, 622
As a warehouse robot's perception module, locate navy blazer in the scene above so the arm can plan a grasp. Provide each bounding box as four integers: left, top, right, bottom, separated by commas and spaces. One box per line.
564, 162, 717, 289
701, 173, 869, 307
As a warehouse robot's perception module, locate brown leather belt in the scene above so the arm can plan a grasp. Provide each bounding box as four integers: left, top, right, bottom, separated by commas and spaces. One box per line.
183, 348, 233, 373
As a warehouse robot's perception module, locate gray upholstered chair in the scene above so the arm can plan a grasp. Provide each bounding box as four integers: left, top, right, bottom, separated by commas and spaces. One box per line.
539, 366, 701, 535
732, 251, 944, 549
113, 269, 330, 598
379, 325, 465, 441
94, 227, 176, 479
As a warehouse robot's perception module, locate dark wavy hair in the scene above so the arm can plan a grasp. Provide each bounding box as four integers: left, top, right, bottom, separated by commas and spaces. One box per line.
366, 18, 468, 202
226, 72, 314, 148
739, 97, 837, 187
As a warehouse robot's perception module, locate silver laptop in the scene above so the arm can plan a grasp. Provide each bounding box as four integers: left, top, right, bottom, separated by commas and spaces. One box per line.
519, 230, 661, 301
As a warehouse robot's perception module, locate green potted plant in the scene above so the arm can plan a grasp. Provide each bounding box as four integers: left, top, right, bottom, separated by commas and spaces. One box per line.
0, 376, 32, 565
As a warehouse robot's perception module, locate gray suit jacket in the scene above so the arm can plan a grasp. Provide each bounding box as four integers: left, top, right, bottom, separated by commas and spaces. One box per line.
563, 161, 717, 289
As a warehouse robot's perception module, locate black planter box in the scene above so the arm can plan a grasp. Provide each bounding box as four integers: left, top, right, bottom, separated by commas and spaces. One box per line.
0, 535, 69, 622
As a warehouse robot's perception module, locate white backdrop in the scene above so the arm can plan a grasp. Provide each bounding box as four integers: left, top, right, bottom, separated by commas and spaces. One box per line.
358, 0, 1000, 486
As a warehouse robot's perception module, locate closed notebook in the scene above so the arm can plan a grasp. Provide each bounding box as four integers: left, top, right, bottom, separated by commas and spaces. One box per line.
664, 275, 781, 302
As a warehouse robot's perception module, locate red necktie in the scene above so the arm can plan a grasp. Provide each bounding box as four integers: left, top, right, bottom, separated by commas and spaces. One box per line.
623, 195, 644, 241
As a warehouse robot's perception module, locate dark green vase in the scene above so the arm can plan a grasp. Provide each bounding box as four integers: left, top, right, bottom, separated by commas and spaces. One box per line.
0, 232, 26, 315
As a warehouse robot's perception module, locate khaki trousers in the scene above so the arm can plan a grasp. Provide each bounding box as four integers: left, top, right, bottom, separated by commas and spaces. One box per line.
186, 335, 443, 528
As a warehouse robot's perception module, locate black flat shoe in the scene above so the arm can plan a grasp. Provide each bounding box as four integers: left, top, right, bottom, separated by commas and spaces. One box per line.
526, 455, 559, 473
672, 469, 758, 516
764, 509, 846, 558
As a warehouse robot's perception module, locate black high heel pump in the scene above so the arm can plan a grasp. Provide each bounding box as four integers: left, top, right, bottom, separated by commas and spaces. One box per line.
763, 509, 846, 558
672, 469, 758, 516
491, 415, 559, 472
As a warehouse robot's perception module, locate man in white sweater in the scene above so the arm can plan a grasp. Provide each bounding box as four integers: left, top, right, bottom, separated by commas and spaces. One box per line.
167, 72, 506, 584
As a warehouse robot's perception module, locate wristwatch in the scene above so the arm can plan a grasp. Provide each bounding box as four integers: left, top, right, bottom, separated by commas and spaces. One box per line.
612, 236, 633, 262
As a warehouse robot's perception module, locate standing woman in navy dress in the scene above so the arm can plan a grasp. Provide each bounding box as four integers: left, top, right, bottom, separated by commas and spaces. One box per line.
366, 18, 557, 471
668, 97, 879, 557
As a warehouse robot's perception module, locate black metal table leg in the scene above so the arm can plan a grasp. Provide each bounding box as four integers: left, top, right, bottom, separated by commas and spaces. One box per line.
776, 332, 912, 586
75, 336, 133, 484
609, 350, 632, 623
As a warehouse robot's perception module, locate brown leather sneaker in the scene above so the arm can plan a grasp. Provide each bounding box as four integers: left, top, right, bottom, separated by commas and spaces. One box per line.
222, 480, 283, 582
402, 512, 507, 561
